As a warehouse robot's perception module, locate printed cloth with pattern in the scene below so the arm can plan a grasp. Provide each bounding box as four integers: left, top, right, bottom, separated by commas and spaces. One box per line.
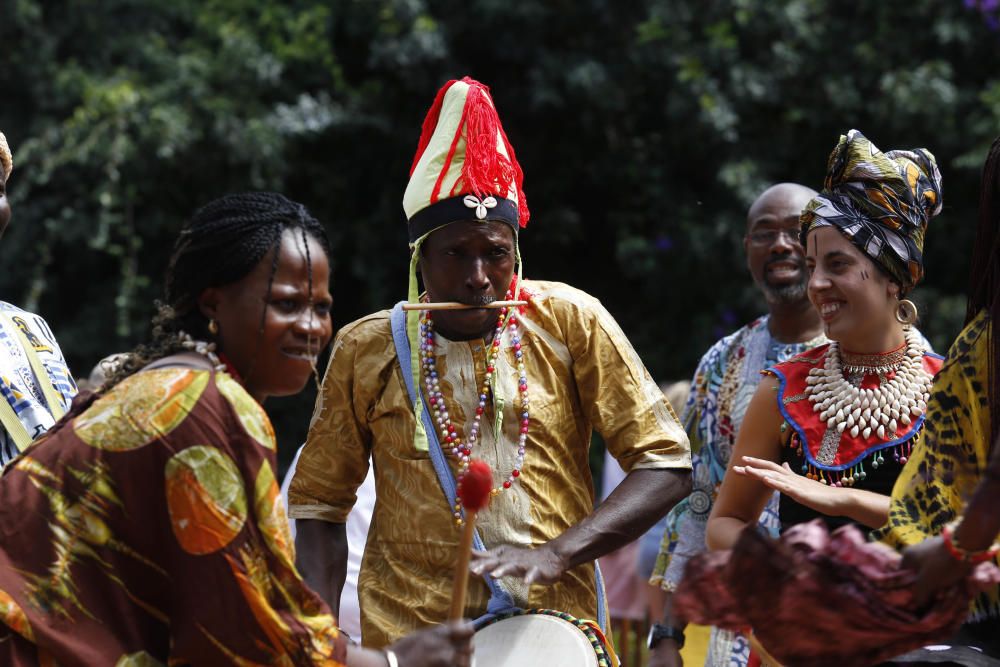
799, 129, 943, 290
673, 520, 1000, 667
651, 315, 826, 667
288, 280, 691, 648
0, 366, 347, 666
0, 301, 76, 467
877, 310, 1000, 622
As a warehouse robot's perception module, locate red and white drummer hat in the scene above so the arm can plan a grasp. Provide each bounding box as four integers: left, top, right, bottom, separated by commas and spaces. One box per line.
401, 77, 530, 452
403, 76, 530, 244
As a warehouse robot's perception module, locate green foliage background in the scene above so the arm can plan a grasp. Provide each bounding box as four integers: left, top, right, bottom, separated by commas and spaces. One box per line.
3, 0, 999, 470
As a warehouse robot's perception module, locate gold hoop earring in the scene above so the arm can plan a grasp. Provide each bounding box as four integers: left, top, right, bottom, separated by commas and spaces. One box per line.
895, 299, 918, 325
208, 319, 219, 336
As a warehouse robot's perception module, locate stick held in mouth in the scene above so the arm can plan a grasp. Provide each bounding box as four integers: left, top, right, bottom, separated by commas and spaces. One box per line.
401, 300, 527, 311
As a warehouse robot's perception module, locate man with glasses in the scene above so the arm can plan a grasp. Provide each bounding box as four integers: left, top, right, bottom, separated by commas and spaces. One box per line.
647, 183, 826, 667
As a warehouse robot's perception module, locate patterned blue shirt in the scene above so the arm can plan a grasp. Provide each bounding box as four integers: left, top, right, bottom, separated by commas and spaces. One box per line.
652, 315, 826, 667
0, 301, 77, 466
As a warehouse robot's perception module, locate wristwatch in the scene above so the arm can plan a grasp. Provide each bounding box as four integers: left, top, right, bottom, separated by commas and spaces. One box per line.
647, 623, 686, 650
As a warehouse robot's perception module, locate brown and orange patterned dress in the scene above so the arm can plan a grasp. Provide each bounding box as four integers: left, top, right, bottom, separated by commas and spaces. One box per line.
0, 366, 347, 666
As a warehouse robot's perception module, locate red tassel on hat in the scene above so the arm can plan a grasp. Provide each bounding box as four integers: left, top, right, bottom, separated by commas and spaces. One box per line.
411, 77, 530, 228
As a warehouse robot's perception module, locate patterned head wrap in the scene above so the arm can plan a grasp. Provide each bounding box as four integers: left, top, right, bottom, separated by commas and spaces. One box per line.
0, 133, 12, 183
800, 129, 942, 291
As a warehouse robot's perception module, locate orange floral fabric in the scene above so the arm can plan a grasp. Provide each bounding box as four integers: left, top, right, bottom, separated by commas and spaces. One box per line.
0, 367, 346, 666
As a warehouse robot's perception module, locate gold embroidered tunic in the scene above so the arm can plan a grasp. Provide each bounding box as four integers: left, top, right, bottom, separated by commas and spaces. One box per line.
288, 280, 690, 647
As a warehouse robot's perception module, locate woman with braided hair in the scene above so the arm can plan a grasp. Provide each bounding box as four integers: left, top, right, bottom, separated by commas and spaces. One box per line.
0, 191, 472, 666
877, 134, 1000, 662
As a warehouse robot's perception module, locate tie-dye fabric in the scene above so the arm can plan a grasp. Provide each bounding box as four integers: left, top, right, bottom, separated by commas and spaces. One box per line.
0, 367, 347, 666
876, 310, 1000, 622
288, 279, 691, 648
799, 129, 943, 290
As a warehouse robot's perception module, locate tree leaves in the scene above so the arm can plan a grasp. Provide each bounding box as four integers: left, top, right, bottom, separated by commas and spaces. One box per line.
3, 0, 999, 460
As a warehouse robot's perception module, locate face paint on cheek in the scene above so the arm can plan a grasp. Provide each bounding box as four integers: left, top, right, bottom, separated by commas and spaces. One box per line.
861, 269, 869, 281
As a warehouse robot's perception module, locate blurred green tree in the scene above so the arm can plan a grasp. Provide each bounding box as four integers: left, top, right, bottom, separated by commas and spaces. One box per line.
2, 0, 998, 468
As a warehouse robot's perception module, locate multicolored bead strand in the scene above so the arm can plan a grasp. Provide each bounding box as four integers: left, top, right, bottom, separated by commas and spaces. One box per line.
419, 292, 531, 525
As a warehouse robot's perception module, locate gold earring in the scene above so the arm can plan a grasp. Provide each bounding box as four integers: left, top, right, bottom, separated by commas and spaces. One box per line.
208, 319, 219, 335
895, 299, 918, 325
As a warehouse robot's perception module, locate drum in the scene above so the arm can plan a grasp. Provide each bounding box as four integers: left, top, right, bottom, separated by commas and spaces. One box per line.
473, 609, 616, 667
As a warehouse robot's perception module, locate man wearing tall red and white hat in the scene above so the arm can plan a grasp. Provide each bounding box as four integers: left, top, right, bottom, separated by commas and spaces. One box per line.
288, 77, 692, 648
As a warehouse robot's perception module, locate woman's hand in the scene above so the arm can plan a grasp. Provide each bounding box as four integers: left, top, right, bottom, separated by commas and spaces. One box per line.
900, 536, 971, 608
734, 456, 844, 516
385, 621, 475, 667
734, 456, 890, 527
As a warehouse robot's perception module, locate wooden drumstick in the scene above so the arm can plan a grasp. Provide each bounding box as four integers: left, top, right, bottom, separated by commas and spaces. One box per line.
401, 300, 527, 312
449, 460, 494, 620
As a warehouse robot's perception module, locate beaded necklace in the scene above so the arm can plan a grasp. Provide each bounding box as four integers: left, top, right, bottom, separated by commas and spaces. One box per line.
804, 327, 932, 443
418, 293, 530, 525
178, 331, 228, 373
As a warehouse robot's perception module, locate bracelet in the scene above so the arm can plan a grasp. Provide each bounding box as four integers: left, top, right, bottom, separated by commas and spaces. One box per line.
383, 648, 399, 667
942, 521, 1000, 565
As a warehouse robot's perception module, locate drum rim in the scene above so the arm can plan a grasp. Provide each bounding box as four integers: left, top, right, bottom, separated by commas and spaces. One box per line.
475, 608, 613, 667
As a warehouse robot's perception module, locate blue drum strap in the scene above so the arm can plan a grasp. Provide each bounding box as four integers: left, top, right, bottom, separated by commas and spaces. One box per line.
389, 302, 606, 631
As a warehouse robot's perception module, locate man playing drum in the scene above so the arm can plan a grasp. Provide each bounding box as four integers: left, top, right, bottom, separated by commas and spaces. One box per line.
288, 77, 692, 649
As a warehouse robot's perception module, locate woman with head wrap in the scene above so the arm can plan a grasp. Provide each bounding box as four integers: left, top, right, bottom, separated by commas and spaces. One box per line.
668, 134, 1000, 667
665, 131, 949, 666
705, 130, 944, 556
683, 130, 947, 665
0, 131, 77, 467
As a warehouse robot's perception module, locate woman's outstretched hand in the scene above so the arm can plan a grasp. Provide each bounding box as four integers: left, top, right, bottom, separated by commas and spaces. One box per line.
734, 456, 844, 516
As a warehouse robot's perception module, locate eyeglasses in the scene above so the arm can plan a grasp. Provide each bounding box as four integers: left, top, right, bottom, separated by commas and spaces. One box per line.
746, 228, 801, 247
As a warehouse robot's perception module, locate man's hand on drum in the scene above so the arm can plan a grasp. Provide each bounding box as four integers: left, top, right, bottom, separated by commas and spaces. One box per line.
469, 543, 569, 585
381, 620, 474, 667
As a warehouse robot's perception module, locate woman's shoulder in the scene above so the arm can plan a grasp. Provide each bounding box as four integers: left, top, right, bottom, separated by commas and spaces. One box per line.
71, 366, 221, 451
946, 310, 991, 364
925, 311, 991, 403
78, 364, 275, 452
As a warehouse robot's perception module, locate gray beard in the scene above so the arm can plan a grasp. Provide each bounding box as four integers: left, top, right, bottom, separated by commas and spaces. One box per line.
762, 279, 808, 304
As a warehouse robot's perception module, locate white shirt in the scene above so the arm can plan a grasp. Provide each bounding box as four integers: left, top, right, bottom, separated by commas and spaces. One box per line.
281, 445, 375, 642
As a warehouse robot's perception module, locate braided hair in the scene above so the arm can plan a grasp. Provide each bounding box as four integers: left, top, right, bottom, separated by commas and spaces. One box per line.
968, 136, 1000, 447
106, 192, 330, 388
